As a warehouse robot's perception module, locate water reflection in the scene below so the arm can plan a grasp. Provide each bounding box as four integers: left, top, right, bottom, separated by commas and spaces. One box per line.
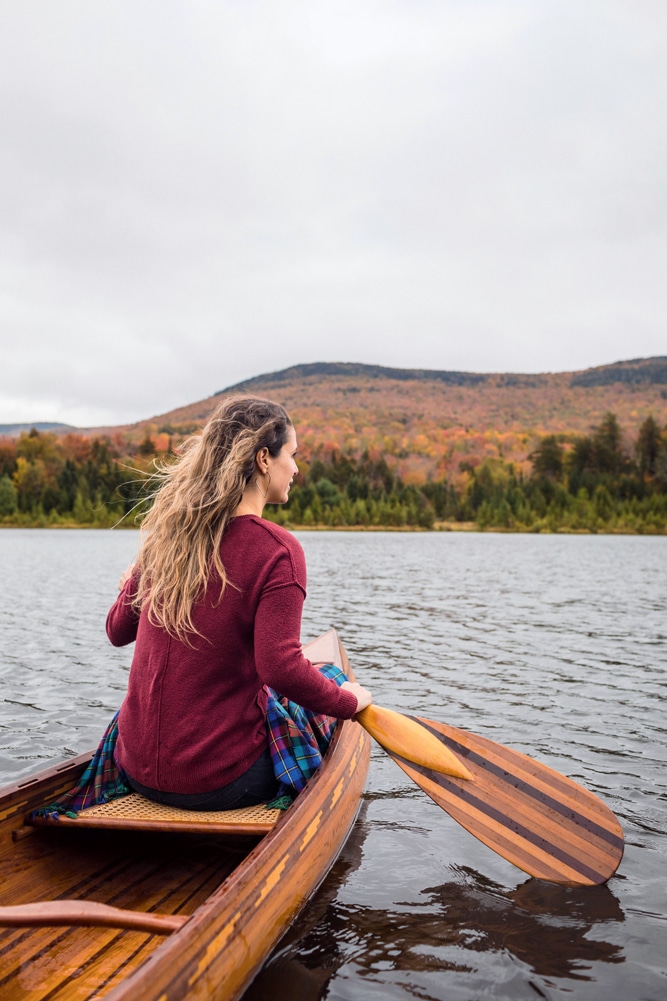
416, 871, 625, 979
244, 817, 625, 1001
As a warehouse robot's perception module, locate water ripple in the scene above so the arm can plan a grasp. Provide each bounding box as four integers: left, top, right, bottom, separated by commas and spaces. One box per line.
1, 528, 666, 1001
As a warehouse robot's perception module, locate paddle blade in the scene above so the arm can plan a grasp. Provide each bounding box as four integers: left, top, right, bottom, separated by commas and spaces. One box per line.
388, 716, 624, 886
356, 705, 472, 781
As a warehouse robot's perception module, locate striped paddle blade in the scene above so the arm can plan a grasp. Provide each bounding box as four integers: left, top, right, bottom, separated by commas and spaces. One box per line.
389, 716, 624, 886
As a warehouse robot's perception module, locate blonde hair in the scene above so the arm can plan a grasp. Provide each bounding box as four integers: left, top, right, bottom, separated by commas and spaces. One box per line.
133, 395, 292, 641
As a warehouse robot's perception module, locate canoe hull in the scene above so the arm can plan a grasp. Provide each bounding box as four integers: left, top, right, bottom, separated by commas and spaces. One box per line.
0, 630, 370, 1001
119, 702, 368, 1000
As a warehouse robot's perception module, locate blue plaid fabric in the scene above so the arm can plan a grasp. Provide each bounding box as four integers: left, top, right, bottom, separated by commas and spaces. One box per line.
266, 662, 347, 798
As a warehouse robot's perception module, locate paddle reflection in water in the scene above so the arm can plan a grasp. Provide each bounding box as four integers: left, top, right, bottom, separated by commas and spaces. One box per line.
244, 805, 625, 1001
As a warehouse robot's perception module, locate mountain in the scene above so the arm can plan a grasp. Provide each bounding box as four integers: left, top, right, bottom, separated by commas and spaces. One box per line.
35, 357, 667, 482
0, 421, 76, 438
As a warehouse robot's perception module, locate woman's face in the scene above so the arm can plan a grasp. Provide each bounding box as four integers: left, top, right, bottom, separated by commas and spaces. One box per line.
265, 425, 299, 504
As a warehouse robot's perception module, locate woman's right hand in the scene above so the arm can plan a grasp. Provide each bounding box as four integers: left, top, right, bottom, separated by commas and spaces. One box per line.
118, 563, 136, 591
341, 681, 373, 714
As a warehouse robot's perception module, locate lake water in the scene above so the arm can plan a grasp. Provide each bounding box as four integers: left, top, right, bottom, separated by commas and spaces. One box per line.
0, 528, 665, 1000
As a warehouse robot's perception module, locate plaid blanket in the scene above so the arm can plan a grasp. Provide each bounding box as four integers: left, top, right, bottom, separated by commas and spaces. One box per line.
33, 662, 346, 819
266, 662, 346, 797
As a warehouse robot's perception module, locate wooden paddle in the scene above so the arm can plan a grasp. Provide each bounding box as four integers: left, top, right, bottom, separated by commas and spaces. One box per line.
355, 705, 624, 887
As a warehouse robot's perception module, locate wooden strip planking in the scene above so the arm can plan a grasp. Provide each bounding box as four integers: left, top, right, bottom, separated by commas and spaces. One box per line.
0, 846, 234, 999
0, 909, 154, 993
414, 734, 625, 865
0, 855, 142, 967
420, 718, 623, 833
0, 926, 143, 1000
0, 842, 215, 981
50, 852, 237, 1000
395, 758, 603, 884
53, 934, 159, 1001
392, 749, 622, 884
408, 754, 623, 875
0, 848, 145, 915
35, 857, 236, 1001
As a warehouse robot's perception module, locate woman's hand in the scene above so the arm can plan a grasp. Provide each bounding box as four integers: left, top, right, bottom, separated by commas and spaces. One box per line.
118, 564, 136, 591
341, 681, 373, 714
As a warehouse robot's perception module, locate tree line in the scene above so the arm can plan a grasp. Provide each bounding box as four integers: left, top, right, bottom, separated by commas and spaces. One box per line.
1, 413, 666, 532
0, 430, 139, 526
267, 412, 667, 533
478, 411, 667, 533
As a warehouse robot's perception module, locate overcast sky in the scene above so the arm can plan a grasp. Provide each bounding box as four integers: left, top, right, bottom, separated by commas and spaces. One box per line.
1, 1, 666, 427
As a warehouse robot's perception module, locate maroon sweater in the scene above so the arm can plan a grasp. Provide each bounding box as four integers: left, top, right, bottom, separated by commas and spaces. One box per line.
107, 515, 357, 793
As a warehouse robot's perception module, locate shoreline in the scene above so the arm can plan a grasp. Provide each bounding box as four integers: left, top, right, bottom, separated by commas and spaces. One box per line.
1, 520, 665, 536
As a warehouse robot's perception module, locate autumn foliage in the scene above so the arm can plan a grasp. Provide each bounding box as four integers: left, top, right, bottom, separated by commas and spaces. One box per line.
0, 429, 153, 527
1, 411, 666, 533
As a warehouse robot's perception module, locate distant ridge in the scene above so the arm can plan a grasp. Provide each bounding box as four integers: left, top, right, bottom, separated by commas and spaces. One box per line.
570, 356, 667, 387
0, 421, 75, 437
220, 361, 488, 392
218, 356, 667, 397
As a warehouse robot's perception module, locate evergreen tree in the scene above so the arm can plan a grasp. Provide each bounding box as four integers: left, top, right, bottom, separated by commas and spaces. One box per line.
636, 416, 662, 478
591, 412, 624, 476
530, 436, 564, 480
0, 475, 17, 516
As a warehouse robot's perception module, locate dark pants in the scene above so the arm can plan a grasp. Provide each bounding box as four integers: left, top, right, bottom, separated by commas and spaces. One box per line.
126, 747, 279, 811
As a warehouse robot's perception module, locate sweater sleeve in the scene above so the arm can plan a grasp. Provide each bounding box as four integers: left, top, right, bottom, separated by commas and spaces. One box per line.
254, 581, 359, 719
106, 576, 140, 647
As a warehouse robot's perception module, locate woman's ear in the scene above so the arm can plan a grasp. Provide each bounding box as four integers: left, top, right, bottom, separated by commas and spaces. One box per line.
255, 447, 270, 474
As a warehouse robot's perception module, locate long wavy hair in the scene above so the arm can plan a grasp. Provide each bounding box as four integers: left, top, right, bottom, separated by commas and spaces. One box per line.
133, 395, 292, 641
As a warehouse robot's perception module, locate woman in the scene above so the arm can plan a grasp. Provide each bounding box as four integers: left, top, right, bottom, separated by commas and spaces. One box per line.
106, 396, 372, 811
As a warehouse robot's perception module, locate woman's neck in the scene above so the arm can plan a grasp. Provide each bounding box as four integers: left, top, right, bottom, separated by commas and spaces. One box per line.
233, 482, 266, 518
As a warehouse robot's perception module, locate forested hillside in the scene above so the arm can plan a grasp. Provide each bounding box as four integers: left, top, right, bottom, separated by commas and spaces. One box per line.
87, 357, 667, 482
1, 358, 666, 532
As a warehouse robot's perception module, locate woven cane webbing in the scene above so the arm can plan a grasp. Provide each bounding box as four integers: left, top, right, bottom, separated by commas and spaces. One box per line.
31, 793, 281, 834
81, 794, 280, 825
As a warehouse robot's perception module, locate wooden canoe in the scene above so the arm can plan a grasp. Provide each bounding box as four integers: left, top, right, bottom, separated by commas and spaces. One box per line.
0, 629, 370, 1001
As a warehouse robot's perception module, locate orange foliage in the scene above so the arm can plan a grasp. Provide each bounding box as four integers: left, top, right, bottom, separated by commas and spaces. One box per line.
153, 433, 171, 453
41, 363, 667, 485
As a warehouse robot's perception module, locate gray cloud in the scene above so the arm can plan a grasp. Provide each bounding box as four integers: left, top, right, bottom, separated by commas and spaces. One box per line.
1, 1, 666, 425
